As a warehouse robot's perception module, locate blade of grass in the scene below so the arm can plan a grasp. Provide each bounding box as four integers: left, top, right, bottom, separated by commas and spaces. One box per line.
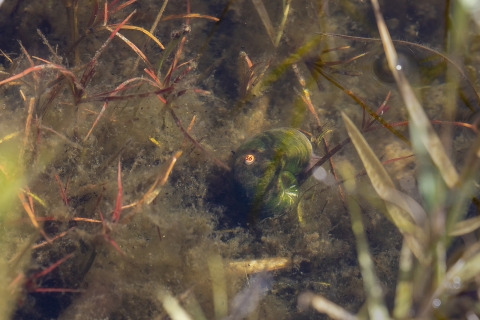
370, 0, 459, 189
104, 26, 154, 71
183, 294, 208, 320
208, 254, 228, 319
163, 24, 191, 87
157, 290, 193, 320
420, 243, 480, 316
17, 191, 51, 244
447, 130, 480, 231
298, 292, 358, 320
121, 150, 183, 223
0, 131, 20, 144
139, 150, 182, 206
19, 189, 47, 208
253, 35, 324, 98
449, 216, 480, 236
107, 24, 165, 50
341, 112, 429, 263
130, 0, 168, 74
338, 160, 390, 320
251, 0, 275, 45
274, 0, 292, 47
392, 239, 413, 319
157, 36, 183, 80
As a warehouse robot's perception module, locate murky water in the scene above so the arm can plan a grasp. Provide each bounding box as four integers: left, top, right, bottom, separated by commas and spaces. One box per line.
0, 0, 478, 319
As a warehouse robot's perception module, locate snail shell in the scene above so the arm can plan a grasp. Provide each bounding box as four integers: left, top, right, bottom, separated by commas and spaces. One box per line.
232, 128, 312, 219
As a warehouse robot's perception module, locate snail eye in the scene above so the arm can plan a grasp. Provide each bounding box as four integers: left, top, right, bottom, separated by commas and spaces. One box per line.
244, 154, 255, 165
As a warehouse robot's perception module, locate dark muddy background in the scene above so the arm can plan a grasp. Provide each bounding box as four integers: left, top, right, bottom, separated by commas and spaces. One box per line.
0, 0, 478, 319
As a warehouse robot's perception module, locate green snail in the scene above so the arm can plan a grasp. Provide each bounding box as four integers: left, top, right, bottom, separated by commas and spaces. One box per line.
232, 128, 313, 219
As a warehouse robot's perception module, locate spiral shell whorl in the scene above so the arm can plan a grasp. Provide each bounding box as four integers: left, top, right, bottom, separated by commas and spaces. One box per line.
232, 128, 312, 219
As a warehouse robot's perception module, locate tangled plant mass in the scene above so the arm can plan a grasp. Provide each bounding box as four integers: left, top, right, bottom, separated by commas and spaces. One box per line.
0, 0, 480, 319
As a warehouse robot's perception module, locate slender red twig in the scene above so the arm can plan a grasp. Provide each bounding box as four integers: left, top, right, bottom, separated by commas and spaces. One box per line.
83, 78, 169, 141
110, 0, 137, 15
54, 174, 69, 205
112, 160, 123, 223
32, 253, 75, 280
81, 10, 136, 88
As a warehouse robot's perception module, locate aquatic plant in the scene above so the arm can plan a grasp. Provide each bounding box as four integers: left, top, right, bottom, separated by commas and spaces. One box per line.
0, 0, 480, 319
296, 1, 480, 319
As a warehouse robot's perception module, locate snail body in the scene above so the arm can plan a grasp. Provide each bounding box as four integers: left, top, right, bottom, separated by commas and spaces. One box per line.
232, 128, 312, 219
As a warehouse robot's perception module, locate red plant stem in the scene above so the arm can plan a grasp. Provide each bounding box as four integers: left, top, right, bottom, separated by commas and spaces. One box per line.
112, 160, 123, 223
0, 64, 81, 89
32, 228, 76, 250
81, 9, 136, 87
54, 174, 69, 205
87, 0, 99, 28
110, 0, 137, 15
103, 2, 108, 25
32, 253, 74, 279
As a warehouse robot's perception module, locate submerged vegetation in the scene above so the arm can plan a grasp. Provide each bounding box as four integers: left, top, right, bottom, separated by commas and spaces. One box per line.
0, 0, 480, 319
